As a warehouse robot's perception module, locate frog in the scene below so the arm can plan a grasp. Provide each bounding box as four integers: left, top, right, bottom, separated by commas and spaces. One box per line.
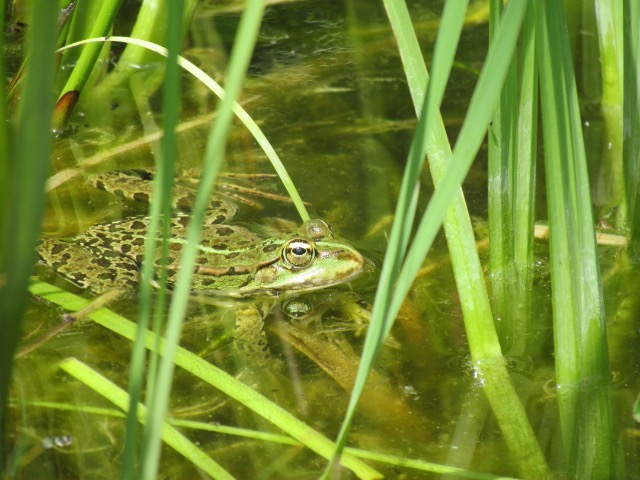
31, 169, 369, 366
37, 169, 367, 299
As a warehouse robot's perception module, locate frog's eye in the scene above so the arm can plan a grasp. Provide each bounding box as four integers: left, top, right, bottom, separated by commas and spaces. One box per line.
281, 239, 316, 269
298, 219, 334, 241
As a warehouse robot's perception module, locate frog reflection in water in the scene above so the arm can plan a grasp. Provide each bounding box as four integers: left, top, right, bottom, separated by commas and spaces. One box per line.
37, 170, 367, 359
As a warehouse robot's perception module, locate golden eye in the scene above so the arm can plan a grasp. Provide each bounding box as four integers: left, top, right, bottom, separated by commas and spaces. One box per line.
281, 239, 315, 269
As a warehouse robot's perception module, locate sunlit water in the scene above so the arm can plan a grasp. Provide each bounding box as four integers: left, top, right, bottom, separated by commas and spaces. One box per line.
7, 1, 640, 478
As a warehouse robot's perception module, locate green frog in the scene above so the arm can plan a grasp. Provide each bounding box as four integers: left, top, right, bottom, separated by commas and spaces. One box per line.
37, 169, 367, 299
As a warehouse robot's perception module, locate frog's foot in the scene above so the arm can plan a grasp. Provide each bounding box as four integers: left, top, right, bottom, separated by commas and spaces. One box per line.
88, 168, 303, 212
19, 288, 125, 358
87, 169, 239, 217
17, 314, 76, 358
215, 180, 308, 208
182, 169, 308, 207
66, 288, 126, 322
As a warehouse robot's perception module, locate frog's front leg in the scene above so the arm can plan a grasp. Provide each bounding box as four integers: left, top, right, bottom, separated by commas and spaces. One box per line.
234, 304, 271, 367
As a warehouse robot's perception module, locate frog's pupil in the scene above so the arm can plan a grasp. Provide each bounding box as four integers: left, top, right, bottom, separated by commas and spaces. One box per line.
292, 246, 307, 256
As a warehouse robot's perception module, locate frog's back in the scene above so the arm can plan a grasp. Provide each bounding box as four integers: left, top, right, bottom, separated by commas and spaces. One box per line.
77, 215, 267, 290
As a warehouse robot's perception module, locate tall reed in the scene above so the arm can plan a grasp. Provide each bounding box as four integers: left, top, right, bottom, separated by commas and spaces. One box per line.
331, 0, 625, 477
537, 2, 613, 476
135, 2, 267, 478
624, 0, 640, 258
0, 1, 58, 469
330, 1, 550, 478
119, 1, 186, 478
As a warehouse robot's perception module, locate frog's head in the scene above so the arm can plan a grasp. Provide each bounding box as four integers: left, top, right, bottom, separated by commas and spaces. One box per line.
242, 219, 366, 296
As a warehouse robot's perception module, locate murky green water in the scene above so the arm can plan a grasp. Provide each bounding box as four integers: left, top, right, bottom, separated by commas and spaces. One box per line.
7, 1, 640, 478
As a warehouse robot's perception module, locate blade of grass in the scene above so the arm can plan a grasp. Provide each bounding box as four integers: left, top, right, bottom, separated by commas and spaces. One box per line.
139, 2, 266, 478
56, 0, 123, 100
334, 0, 460, 463
0, 1, 6, 271
54, 0, 123, 128
28, 280, 382, 479
143, 7, 184, 474
488, 0, 539, 357
395, 2, 545, 469
59, 358, 236, 480
121, 3, 185, 479
96, 0, 198, 96
624, 0, 640, 259
58, 0, 103, 74
331, 0, 550, 478
593, 0, 624, 216
382, 0, 430, 114
57, 36, 309, 221
14, 382, 508, 479
487, 0, 518, 352
0, 0, 58, 466
442, 384, 489, 470
536, 1, 613, 477
373, 0, 469, 366
0, 0, 7, 467
7, 2, 75, 105
511, 3, 538, 356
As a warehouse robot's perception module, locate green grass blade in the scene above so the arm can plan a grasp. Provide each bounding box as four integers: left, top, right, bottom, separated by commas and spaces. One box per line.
332, 0, 550, 477
139, 3, 266, 478
593, 0, 624, 215
58, 0, 102, 73
0, 0, 8, 466
0, 0, 58, 464
142, 0, 184, 453
389, 0, 527, 355
120, 3, 185, 479
327, 1, 490, 473
394, 4, 546, 471
0, 0, 6, 259
9, 395, 516, 480
376, 0, 466, 284
59, 358, 236, 480
536, 2, 613, 477
57, 0, 123, 99
57, 36, 309, 220
327, 5, 469, 473
487, 0, 519, 351
13, 395, 520, 480
380, 0, 470, 347
488, 0, 539, 356
97, 0, 197, 95
28, 280, 382, 479
624, 0, 640, 258
511, 3, 538, 356
54, 0, 123, 128
382, 0, 429, 116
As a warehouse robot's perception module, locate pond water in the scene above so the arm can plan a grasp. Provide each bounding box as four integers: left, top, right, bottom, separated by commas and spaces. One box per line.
7, 1, 640, 479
